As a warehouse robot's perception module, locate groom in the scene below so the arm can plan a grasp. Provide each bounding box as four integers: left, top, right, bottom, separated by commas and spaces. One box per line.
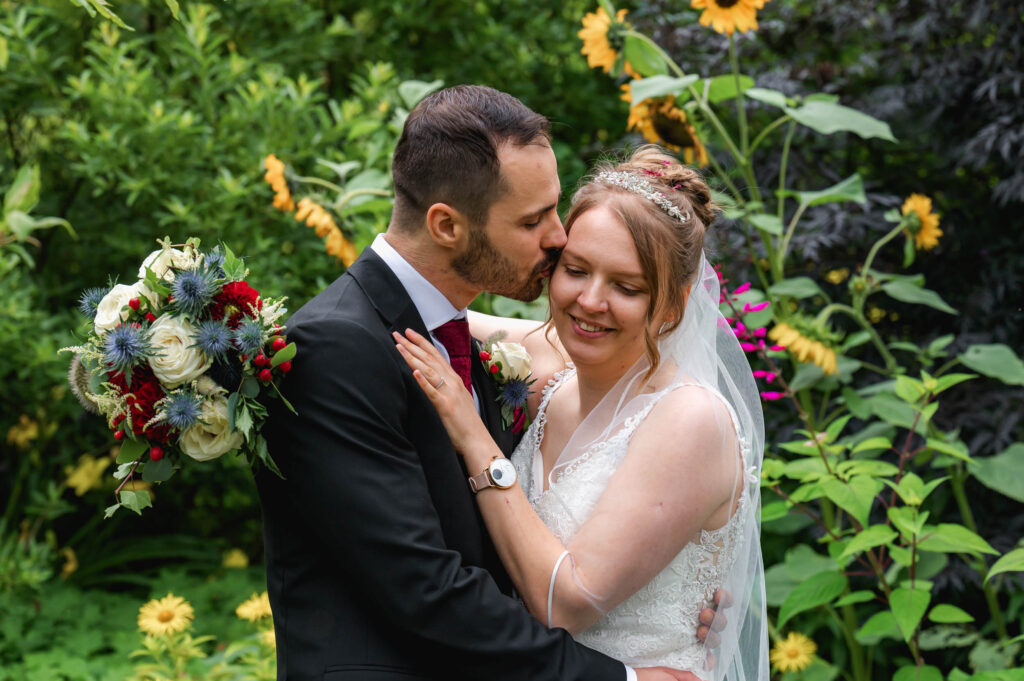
258, 85, 702, 681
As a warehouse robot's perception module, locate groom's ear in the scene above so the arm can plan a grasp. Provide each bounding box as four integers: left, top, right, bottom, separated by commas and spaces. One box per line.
425, 202, 470, 250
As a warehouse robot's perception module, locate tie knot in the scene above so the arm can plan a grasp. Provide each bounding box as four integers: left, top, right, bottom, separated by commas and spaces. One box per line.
433, 319, 473, 392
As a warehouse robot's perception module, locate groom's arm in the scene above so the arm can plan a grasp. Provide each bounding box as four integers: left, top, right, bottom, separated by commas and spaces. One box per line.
268, 317, 625, 681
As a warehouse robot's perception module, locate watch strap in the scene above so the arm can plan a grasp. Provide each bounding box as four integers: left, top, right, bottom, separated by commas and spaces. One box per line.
468, 469, 492, 494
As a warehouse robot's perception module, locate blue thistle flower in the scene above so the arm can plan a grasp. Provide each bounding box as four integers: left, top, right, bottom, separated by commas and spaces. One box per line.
78, 287, 109, 319
202, 249, 226, 279
500, 379, 529, 408
233, 317, 265, 356
193, 320, 233, 359
159, 391, 203, 431
171, 268, 218, 318
103, 323, 153, 376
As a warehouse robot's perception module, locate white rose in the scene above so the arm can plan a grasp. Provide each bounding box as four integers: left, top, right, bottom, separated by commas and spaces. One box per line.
138, 247, 200, 281
179, 394, 244, 461
147, 315, 211, 388
93, 282, 155, 334
195, 375, 225, 396
489, 341, 532, 381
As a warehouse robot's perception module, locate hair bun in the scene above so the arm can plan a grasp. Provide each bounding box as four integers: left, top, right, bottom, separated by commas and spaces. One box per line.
618, 145, 717, 228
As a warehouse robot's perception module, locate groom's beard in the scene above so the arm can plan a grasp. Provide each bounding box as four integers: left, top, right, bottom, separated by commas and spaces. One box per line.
452, 226, 556, 302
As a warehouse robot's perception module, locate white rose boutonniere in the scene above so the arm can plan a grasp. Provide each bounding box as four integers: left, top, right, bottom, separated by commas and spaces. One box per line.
480, 334, 535, 434
179, 393, 244, 461
147, 315, 211, 388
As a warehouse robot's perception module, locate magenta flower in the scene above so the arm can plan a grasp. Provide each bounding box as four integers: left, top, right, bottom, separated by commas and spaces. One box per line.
734, 282, 751, 295
760, 391, 786, 400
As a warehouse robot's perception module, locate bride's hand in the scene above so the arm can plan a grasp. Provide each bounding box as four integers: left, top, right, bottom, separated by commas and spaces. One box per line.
394, 329, 489, 457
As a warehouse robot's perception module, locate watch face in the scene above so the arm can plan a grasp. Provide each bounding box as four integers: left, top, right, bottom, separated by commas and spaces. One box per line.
489, 458, 517, 489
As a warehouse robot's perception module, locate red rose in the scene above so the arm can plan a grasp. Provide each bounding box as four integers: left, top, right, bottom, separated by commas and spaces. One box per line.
107, 366, 175, 444
208, 281, 262, 329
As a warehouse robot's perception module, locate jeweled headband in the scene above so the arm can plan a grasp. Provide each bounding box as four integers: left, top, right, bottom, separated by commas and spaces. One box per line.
594, 170, 689, 223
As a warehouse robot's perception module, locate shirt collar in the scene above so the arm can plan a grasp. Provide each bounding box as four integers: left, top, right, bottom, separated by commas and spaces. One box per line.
370, 233, 466, 331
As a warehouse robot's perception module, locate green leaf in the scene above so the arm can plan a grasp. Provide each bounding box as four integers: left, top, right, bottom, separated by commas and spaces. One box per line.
695, 74, 754, 103
959, 344, 1024, 386
235, 405, 253, 437
788, 659, 839, 681
972, 443, 1024, 503
788, 362, 826, 392
745, 87, 790, 108
986, 547, 1024, 583
918, 523, 998, 555
929, 604, 975, 623
761, 501, 789, 522
163, 0, 180, 19
103, 503, 121, 519
842, 387, 870, 419
747, 213, 784, 235
924, 438, 972, 463
240, 377, 260, 398
838, 460, 899, 478
784, 100, 896, 141
856, 610, 900, 644
881, 280, 958, 315
893, 665, 942, 681
824, 414, 853, 443
397, 79, 444, 109
623, 35, 667, 77
821, 475, 882, 528
890, 587, 931, 641
932, 373, 976, 394
141, 456, 175, 483
852, 436, 893, 455
271, 342, 296, 367
227, 391, 239, 431
888, 506, 928, 541
839, 525, 897, 559
3, 164, 41, 215
0, 36, 8, 71
784, 544, 838, 581
119, 489, 152, 515
894, 375, 926, 403
777, 570, 847, 629
221, 244, 245, 281
835, 590, 876, 607
116, 438, 147, 464
630, 75, 699, 105
783, 174, 866, 208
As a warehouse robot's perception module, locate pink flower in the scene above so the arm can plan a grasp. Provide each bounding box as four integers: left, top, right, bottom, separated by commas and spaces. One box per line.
740, 342, 759, 352
760, 391, 786, 400
752, 370, 777, 383
744, 301, 771, 313
769, 344, 786, 352
735, 322, 747, 335
733, 282, 751, 295
753, 327, 767, 338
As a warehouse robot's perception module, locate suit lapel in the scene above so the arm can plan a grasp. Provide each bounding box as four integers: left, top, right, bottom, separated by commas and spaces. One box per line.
346, 248, 431, 340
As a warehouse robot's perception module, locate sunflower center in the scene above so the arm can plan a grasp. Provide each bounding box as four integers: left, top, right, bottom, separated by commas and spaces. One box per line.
715, 0, 741, 7
157, 609, 175, 623
785, 647, 801, 658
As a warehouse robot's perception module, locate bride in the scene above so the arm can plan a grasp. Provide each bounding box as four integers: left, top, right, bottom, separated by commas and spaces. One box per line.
395, 146, 768, 681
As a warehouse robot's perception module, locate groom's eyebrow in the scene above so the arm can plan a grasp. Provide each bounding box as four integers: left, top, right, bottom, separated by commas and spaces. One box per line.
521, 191, 561, 221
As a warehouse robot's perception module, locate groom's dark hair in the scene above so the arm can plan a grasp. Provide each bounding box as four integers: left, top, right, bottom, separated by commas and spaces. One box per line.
391, 85, 551, 230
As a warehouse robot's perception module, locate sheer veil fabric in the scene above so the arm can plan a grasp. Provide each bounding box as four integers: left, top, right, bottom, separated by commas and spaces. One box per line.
537, 253, 769, 681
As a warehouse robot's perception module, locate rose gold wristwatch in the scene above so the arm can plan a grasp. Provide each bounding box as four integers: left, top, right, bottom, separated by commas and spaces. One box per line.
468, 457, 518, 494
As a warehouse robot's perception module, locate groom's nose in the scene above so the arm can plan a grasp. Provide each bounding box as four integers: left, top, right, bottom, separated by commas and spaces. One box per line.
540, 212, 567, 250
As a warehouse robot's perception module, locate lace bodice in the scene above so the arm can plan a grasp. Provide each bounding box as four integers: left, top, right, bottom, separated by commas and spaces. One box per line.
512, 367, 754, 675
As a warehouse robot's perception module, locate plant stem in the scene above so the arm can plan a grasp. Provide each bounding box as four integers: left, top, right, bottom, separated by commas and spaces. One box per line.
831, 604, 868, 681
334, 188, 391, 212
777, 120, 797, 223
293, 175, 346, 194
728, 34, 749, 156
815, 303, 898, 373
749, 114, 792, 156
862, 223, 906, 275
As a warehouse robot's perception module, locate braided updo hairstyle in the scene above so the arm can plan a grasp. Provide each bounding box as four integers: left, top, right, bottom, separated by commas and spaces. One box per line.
564, 144, 718, 377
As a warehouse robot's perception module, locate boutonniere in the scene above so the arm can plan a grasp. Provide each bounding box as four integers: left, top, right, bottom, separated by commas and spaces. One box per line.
479, 332, 535, 434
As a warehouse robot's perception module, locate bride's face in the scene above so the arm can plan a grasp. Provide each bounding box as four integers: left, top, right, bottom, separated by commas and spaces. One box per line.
549, 203, 658, 375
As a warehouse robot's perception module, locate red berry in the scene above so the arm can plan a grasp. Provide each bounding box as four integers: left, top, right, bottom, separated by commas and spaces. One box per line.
259, 368, 273, 382
479, 351, 491, 361
254, 354, 267, 367
272, 337, 287, 352
240, 354, 249, 362
167, 293, 174, 301
114, 430, 125, 441
113, 413, 125, 426
145, 312, 157, 322
278, 361, 292, 373
128, 298, 140, 311
271, 324, 283, 336
150, 446, 164, 461
489, 364, 500, 374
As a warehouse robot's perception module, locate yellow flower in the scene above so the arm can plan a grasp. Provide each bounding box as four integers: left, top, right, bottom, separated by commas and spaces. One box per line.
6, 414, 39, 450
60, 547, 78, 580
222, 548, 249, 569
691, 0, 770, 36
867, 306, 886, 324
261, 628, 276, 650
579, 7, 629, 73
770, 631, 817, 673
769, 322, 839, 375
901, 193, 942, 250
65, 454, 111, 496
264, 154, 295, 212
236, 592, 273, 622
138, 593, 194, 636
824, 268, 849, 285
293, 198, 360, 266
621, 83, 709, 167
325, 228, 359, 267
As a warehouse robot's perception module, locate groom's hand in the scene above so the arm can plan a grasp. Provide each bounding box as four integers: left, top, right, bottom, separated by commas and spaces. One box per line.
696, 587, 731, 648
636, 668, 702, 681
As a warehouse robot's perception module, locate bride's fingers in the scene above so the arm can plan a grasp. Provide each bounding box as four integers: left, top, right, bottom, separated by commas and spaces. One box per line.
394, 331, 444, 370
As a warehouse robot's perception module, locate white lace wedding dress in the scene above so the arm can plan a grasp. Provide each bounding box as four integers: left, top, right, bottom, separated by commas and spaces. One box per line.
513, 367, 755, 677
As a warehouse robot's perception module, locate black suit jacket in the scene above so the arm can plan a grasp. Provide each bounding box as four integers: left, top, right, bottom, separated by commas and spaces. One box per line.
257, 249, 623, 681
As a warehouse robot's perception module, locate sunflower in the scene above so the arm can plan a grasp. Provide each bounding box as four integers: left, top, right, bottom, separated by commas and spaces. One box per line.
770, 631, 817, 673
824, 268, 849, 285
222, 548, 250, 569
691, 0, 770, 36
769, 321, 839, 376
138, 593, 194, 636
621, 83, 709, 167
901, 193, 942, 250
579, 7, 630, 73
236, 592, 273, 622
263, 154, 295, 212
65, 453, 111, 496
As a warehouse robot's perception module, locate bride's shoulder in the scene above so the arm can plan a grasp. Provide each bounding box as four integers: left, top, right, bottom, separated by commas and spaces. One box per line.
639, 383, 737, 445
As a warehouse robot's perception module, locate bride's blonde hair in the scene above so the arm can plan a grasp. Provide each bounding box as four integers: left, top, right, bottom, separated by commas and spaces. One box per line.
562, 145, 717, 377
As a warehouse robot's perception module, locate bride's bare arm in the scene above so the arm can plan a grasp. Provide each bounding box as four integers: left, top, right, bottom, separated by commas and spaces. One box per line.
467, 311, 543, 346
395, 328, 742, 634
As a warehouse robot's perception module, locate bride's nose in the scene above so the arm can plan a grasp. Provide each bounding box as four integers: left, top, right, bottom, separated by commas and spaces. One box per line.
577, 280, 609, 313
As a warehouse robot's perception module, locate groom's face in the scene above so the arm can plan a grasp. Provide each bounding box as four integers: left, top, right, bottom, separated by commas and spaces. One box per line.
450, 142, 564, 302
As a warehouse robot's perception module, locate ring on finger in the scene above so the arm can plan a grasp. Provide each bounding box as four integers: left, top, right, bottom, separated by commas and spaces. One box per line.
434, 377, 445, 390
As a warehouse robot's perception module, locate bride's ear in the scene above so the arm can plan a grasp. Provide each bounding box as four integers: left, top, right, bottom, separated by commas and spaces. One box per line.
425, 202, 470, 250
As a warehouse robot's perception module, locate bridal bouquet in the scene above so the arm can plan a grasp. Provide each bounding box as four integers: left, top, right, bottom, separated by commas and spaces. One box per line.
62, 238, 294, 517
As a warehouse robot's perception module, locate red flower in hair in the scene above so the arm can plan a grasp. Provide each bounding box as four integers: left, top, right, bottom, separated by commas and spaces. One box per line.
108, 366, 175, 444
208, 281, 262, 328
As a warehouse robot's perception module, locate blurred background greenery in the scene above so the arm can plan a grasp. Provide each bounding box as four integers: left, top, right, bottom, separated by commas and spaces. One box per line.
1, 1, 1021, 680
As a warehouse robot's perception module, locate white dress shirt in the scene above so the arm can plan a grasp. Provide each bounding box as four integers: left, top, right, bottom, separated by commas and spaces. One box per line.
370, 233, 635, 681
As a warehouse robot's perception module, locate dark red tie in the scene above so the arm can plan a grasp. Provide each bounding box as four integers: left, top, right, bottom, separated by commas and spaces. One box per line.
433, 319, 473, 392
